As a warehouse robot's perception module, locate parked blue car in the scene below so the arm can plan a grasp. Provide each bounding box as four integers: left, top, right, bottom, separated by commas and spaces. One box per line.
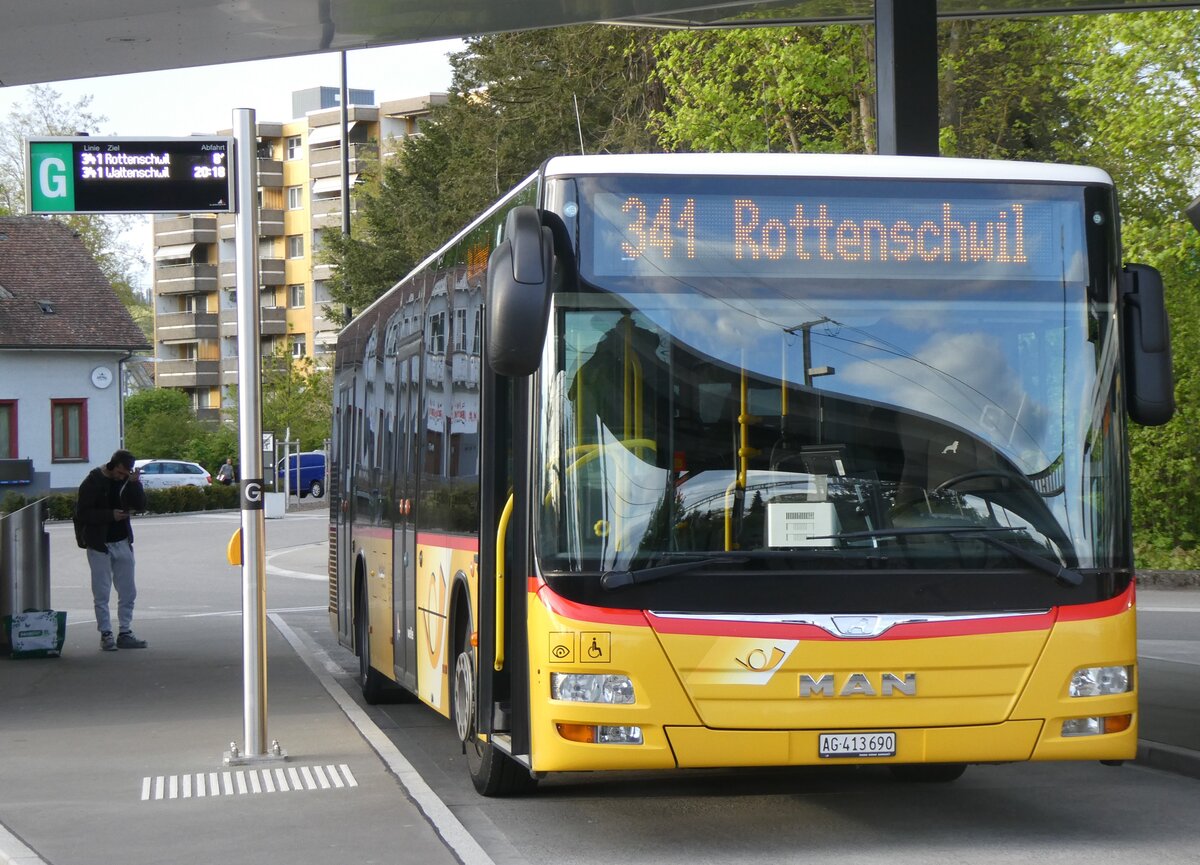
276, 452, 326, 498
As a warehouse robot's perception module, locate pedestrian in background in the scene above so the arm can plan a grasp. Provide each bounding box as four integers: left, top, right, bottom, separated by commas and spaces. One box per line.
75, 449, 149, 652
217, 457, 236, 485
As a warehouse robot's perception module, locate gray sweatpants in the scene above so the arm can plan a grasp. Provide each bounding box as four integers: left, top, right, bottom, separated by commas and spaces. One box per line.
87, 539, 137, 634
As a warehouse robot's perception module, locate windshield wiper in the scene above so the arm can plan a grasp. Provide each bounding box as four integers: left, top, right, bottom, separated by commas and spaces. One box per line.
601, 554, 748, 590
817, 527, 1082, 587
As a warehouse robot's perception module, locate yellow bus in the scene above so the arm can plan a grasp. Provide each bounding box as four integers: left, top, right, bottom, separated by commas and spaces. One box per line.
330, 154, 1174, 795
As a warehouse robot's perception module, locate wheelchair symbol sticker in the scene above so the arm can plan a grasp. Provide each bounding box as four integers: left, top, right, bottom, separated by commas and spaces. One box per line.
579, 632, 610, 663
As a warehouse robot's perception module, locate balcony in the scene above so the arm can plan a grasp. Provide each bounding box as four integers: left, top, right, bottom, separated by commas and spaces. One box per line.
217, 209, 285, 240
220, 352, 288, 376
219, 258, 285, 289
258, 158, 284, 188
311, 196, 358, 229
309, 142, 379, 179
219, 305, 287, 337
153, 215, 217, 246
312, 262, 336, 281
155, 310, 219, 343
155, 263, 218, 295
259, 208, 284, 237
156, 359, 220, 389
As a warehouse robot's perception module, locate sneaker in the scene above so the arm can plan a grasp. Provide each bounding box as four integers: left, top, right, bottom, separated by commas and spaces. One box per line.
100, 632, 117, 652
117, 631, 147, 649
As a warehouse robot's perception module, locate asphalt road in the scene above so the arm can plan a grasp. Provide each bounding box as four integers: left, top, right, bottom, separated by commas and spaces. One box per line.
6, 508, 1199, 865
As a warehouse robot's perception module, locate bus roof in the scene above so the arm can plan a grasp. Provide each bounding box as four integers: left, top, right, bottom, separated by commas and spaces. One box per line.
542, 153, 1113, 187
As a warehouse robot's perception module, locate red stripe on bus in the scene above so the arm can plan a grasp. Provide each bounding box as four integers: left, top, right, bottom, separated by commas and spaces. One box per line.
530, 577, 650, 628
416, 533, 480, 552
527, 579, 1134, 641
1056, 581, 1134, 621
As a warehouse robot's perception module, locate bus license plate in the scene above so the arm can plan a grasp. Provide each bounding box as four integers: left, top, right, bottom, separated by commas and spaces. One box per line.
818, 732, 896, 758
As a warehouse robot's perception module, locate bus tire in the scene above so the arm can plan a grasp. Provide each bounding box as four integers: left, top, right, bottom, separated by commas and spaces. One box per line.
356, 578, 388, 705
452, 620, 537, 797
888, 763, 967, 783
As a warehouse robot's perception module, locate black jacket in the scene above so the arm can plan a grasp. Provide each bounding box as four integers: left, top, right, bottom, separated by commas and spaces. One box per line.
75, 467, 146, 552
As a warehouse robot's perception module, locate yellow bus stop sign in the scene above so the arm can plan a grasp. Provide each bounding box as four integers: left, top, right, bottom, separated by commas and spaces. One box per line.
227, 528, 242, 566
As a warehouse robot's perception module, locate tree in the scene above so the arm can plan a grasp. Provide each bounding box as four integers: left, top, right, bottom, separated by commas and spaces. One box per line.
321, 26, 663, 321
937, 18, 1078, 160
124, 388, 203, 461
652, 25, 874, 153
1060, 11, 1200, 567
256, 346, 332, 452
0, 84, 151, 335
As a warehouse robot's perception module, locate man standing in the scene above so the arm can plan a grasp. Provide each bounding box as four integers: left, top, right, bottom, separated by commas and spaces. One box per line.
76, 449, 148, 651
216, 457, 236, 485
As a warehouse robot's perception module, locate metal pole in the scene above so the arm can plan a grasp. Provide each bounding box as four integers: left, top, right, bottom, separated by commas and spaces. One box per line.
232, 108, 270, 760
340, 51, 354, 323
874, 0, 939, 156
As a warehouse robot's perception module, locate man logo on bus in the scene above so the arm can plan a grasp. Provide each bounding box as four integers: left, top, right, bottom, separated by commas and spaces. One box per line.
800, 672, 917, 697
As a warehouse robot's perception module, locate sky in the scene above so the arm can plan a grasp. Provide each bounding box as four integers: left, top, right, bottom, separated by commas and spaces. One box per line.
0, 40, 462, 289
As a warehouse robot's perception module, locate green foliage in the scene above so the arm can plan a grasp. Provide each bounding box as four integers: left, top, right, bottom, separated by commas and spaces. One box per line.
260, 347, 332, 451
937, 19, 1077, 160
41, 493, 75, 520
1054, 11, 1200, 568
1, 484, 240, 519
186, 424, 239, 479
0, 84, 148, 309
124, 388, 203, 462
1, 491, 28, 515
318, 13, 1200, 567
321, 25, 662, 320
652, 25, 873, 153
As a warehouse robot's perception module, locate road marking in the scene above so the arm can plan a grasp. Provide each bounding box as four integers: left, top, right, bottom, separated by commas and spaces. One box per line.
0, 822, 49, 865
138, 765, 358, 802
269, 613, 494, 865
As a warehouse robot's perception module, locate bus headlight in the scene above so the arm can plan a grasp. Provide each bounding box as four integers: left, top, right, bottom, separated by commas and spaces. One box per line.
1068, 665, 1133, 697
551, 673, 635, 704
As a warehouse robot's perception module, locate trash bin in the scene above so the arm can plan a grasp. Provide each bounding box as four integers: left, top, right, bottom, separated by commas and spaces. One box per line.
0, 499, 51, 650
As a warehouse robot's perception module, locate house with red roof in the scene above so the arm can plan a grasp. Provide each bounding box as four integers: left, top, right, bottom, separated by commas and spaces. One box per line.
0, 217, 150, 494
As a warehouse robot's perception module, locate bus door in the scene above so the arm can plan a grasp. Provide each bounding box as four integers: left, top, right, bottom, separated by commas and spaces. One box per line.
334, 382, 356, 645
391, 334, 422, 692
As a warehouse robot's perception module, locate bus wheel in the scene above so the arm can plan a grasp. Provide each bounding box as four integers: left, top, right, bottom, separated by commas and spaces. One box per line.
356, 585, 387, 705
453, 632, 537, 796
888, 763, 967, 783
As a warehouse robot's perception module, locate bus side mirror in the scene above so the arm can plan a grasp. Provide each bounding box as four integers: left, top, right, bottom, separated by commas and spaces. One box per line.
487, 206, 553, 377
1121, 263, 1175, 426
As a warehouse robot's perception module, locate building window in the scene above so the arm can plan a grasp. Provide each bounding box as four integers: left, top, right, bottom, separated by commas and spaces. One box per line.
472, 308, 482, 355
287, 235, 305, 259
288, 284, 306, 308
453, 308, 467, 352
0, 401, 16, 459
291, 335, 307, 358
287, 185, 303, 210
286, 136, 302, 160
427, 311, 446, 355
50, 399, 87, 462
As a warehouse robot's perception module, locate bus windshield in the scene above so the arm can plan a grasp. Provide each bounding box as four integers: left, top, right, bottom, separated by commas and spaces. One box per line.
535, 174, 1127, 614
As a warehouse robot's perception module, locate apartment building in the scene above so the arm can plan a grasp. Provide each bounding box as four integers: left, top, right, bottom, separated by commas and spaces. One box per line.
151, 88, 446, 420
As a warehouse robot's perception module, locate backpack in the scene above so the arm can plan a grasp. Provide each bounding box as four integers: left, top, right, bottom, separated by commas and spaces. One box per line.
72, 498, 87, 549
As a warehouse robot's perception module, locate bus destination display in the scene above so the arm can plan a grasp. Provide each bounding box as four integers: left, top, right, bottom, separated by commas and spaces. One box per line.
591, 190, 1084, 282
27, 137, 235, 214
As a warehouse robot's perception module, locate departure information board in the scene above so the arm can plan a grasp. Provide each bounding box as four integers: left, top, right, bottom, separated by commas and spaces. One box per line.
26, 137, 235, 214
588, 183, 1085, 282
